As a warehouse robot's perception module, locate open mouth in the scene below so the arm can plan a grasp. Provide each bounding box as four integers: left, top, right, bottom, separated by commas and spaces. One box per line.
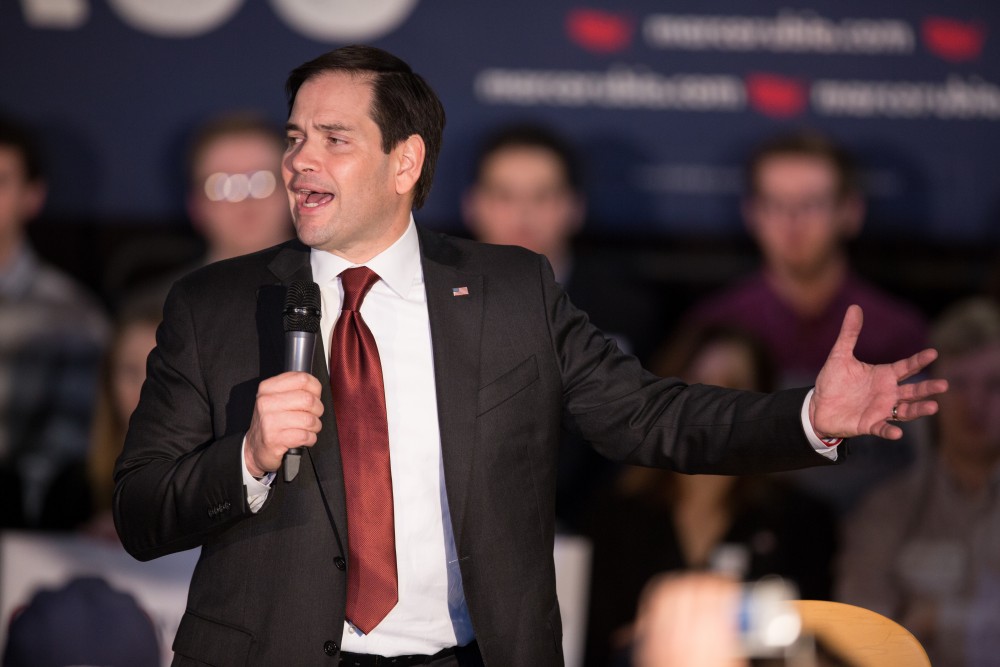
296, 189, 334, 209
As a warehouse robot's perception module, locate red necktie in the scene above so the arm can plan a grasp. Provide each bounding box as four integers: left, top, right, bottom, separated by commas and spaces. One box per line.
330, 266, 397, 634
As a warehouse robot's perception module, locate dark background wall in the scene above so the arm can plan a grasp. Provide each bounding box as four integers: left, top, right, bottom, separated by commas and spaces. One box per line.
2, 0, 997, 313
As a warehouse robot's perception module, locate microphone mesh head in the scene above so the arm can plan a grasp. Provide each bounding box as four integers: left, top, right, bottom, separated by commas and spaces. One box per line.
283, 281, 321, 333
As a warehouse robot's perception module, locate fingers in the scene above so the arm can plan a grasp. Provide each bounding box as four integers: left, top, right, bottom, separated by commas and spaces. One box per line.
891, 348, 939, 382
897, 378, 949, 402
830, 304, 863, 358
873, 422, 904, 440
892, 399, 940, 422
246, 372, 325, 474
258, 371, 324, 407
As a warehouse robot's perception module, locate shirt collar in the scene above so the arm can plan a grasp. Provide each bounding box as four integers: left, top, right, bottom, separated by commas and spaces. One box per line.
309, 215, 422, 297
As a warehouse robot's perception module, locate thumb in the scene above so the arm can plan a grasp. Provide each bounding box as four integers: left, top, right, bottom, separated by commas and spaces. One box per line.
831, 304, 863, 357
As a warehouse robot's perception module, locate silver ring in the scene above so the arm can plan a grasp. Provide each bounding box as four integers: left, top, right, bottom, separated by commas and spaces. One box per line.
891, 405, 899, 421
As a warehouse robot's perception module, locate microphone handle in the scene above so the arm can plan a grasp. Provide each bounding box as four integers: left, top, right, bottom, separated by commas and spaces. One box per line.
283, 330, 317, 481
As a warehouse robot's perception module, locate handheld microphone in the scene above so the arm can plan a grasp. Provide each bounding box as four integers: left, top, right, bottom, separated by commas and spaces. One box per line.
282, 280, 321, 482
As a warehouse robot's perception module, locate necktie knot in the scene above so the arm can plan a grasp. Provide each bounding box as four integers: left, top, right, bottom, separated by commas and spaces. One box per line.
339, 266, 380, 312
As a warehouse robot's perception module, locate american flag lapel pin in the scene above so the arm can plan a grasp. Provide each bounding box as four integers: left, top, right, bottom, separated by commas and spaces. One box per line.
452, 286, 469, 297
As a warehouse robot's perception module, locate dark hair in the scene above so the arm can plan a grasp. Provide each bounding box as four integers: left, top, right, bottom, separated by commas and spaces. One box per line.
474, 123, 582, 194
186, 112, 285, 184
0, 114, 44, 183
285, 45, 446, 210
745, 130, 860, 200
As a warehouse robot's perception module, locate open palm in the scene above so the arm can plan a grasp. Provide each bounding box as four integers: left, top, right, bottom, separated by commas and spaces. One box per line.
810, 305, 948, 440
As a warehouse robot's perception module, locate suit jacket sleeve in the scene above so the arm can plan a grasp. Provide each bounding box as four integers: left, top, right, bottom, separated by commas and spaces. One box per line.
539, 254, 837, 474
113, 276, 252, 561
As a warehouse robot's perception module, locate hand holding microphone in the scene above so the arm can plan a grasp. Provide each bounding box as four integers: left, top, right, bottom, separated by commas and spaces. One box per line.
243, 281, 324, 482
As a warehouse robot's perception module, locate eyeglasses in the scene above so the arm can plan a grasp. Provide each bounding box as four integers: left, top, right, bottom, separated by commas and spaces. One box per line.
202, 170, 277, 202
753, 194, 839, 220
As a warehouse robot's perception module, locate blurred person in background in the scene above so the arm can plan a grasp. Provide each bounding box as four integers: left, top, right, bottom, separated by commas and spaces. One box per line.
2, 576, 159, 667
687, 130, 927, 388
463, 123, 664, 530
39, 293, 161, 537
0, 114, 108, 529
584, 325, 837, 667
686, 131, 929, 514
186, 112, 293, 264
632, 573, 748, 667
463, 122, 663, 363
112, 113, 294, 305
836, 297, 1000, 667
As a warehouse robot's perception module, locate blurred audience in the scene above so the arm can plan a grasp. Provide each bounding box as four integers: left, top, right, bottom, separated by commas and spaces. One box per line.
837, 297, 1000, 667
632, 573, 746, 667
0, 114, 108, 529
686, 130, 929, 513
186, 112, 292, 264
114, 112, 293, 305
463, 122, 663, 362
2, 575, 159, 667
584, 325, 837, 667
38, 292, 161, 537
687, 131, 927, 387
463, 123, 663, 531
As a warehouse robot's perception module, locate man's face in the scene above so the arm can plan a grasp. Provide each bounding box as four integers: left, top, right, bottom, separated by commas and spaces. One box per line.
745, 155, 861, 280
464, 147, 582, 260
189, 132, 291, 261
283, 72, 413, 262
0, 147, 44, 247
935, 343, 1000, 464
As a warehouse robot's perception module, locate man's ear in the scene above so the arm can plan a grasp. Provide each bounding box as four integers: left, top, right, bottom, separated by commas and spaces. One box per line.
839, 193, 865, 239
567, 193, 587, 236
394, 134, 425, 198
21, 180, 47, 222
461, 187, 481, 234
187, 189, 207, 234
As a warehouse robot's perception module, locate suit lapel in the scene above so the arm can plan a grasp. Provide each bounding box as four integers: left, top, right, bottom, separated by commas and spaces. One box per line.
263, 242, 348, 551
418, 229, 483, 546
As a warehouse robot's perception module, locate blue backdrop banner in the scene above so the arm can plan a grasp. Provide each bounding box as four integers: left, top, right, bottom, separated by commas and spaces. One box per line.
1, 0, 997, 240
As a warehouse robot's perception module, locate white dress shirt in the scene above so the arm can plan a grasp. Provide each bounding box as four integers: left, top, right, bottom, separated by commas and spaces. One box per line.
240, 218, 839, 653
245, 219, 474, 655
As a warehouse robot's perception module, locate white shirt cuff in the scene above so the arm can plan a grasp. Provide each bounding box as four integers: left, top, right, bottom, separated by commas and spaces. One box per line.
802, 389, 840, 461
241, 436, 274, 513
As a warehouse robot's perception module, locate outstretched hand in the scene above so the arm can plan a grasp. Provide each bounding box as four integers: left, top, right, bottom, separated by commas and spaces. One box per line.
809, 305, 948, 440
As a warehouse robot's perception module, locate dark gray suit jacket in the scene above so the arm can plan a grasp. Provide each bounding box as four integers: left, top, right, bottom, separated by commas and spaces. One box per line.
114, 226, 837, 666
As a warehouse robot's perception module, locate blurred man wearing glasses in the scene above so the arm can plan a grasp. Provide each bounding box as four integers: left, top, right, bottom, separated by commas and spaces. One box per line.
186, 113, 293, 264
686, 131, 929, 512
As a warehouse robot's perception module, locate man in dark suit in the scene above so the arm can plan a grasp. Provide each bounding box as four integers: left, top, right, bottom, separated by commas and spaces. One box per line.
114, 46, 946, 667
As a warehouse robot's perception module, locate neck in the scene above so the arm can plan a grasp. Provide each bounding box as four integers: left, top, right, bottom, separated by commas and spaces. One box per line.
329, 213, 411, 265
765, 253, 848, 318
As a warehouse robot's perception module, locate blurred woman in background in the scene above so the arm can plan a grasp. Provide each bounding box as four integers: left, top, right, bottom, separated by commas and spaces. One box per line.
584, 325, 838, 667
40, 295, 160, 538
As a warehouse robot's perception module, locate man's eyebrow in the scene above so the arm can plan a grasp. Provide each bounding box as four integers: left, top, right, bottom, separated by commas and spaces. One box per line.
284, 122, 354, 133
316, 122, 353, 133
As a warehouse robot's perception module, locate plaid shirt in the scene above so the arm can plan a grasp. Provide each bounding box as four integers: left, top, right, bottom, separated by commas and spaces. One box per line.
0, 245, 108, 525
